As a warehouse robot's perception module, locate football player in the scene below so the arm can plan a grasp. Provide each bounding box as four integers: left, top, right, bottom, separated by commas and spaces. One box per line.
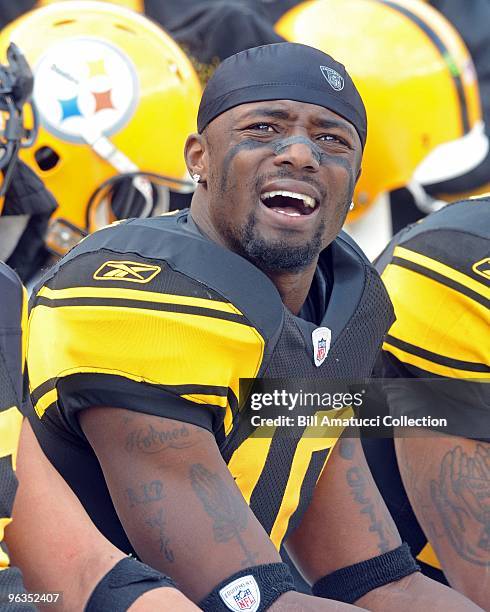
363, 196, 490, 609
26, 43, 481, 609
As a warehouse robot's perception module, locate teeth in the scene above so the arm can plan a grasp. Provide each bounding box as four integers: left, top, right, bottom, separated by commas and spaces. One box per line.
261, 190, 316, 208
274, 209, 301, 217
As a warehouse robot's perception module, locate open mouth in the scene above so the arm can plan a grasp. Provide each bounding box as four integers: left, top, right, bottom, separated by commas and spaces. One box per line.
260, 190, 318, 217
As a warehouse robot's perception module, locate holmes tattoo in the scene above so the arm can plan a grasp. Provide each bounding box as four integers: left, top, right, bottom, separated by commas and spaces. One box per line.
125, 423, 195, 454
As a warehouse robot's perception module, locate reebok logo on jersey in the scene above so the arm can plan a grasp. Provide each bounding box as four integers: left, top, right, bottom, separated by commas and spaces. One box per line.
93, 261, 161, 283
472, 257, 490, 281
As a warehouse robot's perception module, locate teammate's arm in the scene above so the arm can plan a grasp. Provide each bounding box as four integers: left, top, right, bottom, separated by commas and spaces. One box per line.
395, 430, 490, 610
6, 419, 198, 611
79, 407, 365, 610
285, 435, 482, 611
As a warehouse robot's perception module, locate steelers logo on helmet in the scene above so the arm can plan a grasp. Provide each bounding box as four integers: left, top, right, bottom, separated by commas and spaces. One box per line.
34, 37, 138, 143
0, 1, 202, 258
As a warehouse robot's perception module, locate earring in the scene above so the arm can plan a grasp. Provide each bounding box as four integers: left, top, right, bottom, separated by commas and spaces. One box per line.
349, 201, 355, 211
192, 173, 201, 183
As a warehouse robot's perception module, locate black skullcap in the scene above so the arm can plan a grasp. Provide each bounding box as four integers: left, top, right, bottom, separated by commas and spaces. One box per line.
197, 42, 367, 148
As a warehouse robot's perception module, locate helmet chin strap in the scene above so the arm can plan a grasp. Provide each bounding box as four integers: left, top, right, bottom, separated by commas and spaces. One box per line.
81, 123, 156, 218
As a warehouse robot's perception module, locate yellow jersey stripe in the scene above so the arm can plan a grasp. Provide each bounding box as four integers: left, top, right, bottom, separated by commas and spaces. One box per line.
0, 518, 12, 546
393, 246, 490, 301
383, 341, 490, 379
180, 393, 234, 435
269, 409, 351, 549
37, 285, 244, 316
382, 264, 489, 374
417, 542, 442, 570
0, 407, 22, 464
33, 388, 59, 419
0, 536, 10, 569
21, 286, 28, 374
229, 433, 276, 505
29, 304, 264, 418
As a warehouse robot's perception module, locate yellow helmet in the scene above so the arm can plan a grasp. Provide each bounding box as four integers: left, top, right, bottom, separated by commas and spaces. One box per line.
36, 0, 143, 11
0, 1, 202, 254
277, 0, 488, 222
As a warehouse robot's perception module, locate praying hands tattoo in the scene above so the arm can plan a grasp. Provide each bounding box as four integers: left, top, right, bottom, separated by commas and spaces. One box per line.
431, 444, 490, 566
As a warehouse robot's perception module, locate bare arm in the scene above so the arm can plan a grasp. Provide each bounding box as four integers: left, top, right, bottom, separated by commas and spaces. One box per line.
395, 430, 490, 610
6, 420, 198, 611
285, 435, 483, 611
80, 407, 366, 610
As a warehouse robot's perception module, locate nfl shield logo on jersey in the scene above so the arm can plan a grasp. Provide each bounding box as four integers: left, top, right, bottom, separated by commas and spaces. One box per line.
219, 575, 261, 612
312, 326, 332, 367
320, 66, 344, 91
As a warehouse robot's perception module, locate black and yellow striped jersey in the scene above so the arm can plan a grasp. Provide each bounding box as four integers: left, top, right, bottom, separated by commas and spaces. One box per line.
367, 197, 490, 579
26, 209, 393, 553
0, 262, 31, 603
377, 197, 490, 428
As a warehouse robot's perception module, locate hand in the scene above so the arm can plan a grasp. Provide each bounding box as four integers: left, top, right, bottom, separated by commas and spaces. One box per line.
431, 445, 490, 564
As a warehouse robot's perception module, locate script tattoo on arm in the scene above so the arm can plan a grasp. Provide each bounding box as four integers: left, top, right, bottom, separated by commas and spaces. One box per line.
125, 423, 197, 454
145, 508, 175, 564
431, 443, 490, 566
126, 480, 165, 508
190, 463, 258, 568
125, 479, 175, 563
342, 437, 399, 554
346, 465, 396, 553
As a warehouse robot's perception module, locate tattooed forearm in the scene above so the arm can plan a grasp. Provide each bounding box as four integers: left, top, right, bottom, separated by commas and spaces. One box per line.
145, 508, 175, 564
431, 443, 490, 566
347, 466, 395, 553
126, 480, 165, 507
340, 437, 398, 553
125, 423, 196, 454
396, 441, 443, 546
190, 463, 258, 567
339, 437, 355, 460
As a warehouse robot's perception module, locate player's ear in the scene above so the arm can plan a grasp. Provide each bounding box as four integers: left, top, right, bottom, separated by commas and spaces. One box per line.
185, 133, 208, 185
355, 165, 362, 184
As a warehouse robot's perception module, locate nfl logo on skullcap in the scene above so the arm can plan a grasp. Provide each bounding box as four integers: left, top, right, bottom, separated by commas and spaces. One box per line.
320, 65, 344, 91
312, 326, 332, 367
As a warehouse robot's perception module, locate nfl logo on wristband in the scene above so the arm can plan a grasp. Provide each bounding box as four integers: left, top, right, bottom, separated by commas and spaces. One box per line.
219, 575, 261, 612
